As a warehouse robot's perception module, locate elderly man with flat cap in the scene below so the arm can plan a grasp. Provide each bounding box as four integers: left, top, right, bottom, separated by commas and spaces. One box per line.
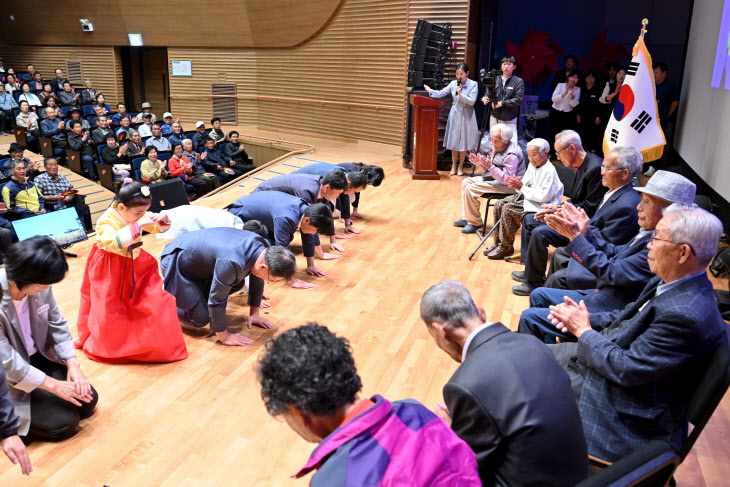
518, 171, 697, 343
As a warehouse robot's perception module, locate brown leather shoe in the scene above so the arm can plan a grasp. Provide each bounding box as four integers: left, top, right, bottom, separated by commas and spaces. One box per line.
483, 243, 499, 256
487, 245, 515, 260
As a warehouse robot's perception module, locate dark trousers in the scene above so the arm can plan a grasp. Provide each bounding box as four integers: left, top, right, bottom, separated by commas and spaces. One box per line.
547, 342, 586, 403
522, 215, 570, 284
545, 247, 571, 289
0, 110, 11, 131
81, 154, 97, 180
72, 197, 93, 232
27, 353, 98, 441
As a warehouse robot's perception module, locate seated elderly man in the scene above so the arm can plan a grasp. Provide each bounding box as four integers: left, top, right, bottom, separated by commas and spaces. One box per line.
138, 102, 156, 123
33, 157, 94, 232
39, 108, 68, 157
1, 160, 46, 221
453, 123, 526, 234
224, 131, 256, 172
227, 192, 334, 289
519, 171, 697, 343
58, 82, 80, 106
91, 115, 113, 145
67, 107, 89, 130
253, 170, 349, 253
160, 228, 296, 347
192, 121, 209, 150
3, 143, 40, 180
484, 138, 563, 259
547, 205, 726, 461
201, 138, 243, 184
292, 163, 370, 234
168, 121, 186, 146
68, 120, 98, 180
420, 281, 588, 486
137, 113, 154, 138
512, 144, 641, 295
145, 123, 171, 151
256, 323, 482, 486
159, 112, 177, 136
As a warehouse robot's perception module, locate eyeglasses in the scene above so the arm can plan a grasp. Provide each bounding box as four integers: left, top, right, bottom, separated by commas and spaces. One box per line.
555, 145, 569, 157
650, 230, 696, 256
600, 165, 624, 172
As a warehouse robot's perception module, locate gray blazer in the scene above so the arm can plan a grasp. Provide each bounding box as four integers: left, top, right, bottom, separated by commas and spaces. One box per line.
0, 368, 20, 438
0, 269, 77, 435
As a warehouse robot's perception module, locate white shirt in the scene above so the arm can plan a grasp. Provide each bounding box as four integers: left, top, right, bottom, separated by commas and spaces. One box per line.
630, 228, 651, 246
13, 295, 37, 356
518, 162, 564, 213
462, 322, 495, 363
598, 183, 630, 209
551, 83, 580, 112
138, 124, 152, 137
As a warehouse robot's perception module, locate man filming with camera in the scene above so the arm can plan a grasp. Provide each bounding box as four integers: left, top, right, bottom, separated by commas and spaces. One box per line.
481, 56, 524, 143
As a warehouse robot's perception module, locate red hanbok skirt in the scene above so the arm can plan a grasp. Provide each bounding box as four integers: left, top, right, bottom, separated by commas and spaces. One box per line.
75, 244, 188, 364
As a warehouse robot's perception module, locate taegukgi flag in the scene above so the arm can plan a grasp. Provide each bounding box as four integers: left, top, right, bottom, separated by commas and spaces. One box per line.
603, 33, 666, 162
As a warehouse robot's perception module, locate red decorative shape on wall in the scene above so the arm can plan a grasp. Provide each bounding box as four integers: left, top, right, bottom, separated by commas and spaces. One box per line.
578, 29, 631, 73
506, 27, 565, 86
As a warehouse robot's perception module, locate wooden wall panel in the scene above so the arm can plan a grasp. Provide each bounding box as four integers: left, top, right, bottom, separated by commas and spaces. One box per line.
168, 0, 469, 146
0, 46, 123, 106
0, 0, 343, 48
167, 50, 258, 126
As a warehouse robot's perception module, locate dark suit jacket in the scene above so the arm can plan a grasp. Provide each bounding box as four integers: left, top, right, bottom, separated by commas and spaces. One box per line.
586, 183, 640, 246
252, 174, 337, 237
252, 173, 323, 204
577, 274, 727, 461
445, 323, 588, 486
565, 232, 652, 311
226, 191, 318, 257
566, 152, 606, 218
160, 228, 268, 333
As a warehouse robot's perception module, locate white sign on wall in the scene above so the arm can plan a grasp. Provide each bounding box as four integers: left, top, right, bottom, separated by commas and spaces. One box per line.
171, 60, 192, 77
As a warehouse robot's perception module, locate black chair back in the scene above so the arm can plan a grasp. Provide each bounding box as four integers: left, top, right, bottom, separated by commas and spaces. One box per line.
577, 441, 679, 487
554, 162, 576, 198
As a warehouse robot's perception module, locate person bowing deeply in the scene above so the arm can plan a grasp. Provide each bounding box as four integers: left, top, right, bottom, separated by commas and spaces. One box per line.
160, 228, 297, 346
227, 192, 334, 289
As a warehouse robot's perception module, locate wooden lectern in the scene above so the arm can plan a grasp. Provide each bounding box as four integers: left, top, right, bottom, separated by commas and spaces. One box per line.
409, 94, 443, 180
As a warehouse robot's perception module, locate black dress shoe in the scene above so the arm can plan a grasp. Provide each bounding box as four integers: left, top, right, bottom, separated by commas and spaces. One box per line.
453, 218, 468, 227
511, 270, 526, 282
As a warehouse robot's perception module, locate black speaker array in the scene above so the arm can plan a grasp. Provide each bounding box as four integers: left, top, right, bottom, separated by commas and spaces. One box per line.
408, 20, 452, 89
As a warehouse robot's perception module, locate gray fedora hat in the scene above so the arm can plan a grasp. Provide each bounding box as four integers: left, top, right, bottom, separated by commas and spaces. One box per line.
635, 170, 696, 205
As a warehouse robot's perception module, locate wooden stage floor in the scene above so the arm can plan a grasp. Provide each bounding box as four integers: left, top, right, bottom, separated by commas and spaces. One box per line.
0, 130, 727, 486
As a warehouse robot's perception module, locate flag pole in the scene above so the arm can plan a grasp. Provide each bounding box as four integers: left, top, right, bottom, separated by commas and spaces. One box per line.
641, 18, 649, 39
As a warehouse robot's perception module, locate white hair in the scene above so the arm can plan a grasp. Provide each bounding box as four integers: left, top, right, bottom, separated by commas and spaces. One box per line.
490, 123, 514, 143
663, 204, 722, 264
556, 130, 583, 151
610, 146, 643, 178
182, 138, 193, 146
527, 138, 550, 153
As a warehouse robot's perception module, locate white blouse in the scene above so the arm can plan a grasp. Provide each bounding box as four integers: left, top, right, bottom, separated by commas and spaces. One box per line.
551, 83, 580, 112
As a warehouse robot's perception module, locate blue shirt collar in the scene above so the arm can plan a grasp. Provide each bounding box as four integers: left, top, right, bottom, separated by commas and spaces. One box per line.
656, 271, 707, 296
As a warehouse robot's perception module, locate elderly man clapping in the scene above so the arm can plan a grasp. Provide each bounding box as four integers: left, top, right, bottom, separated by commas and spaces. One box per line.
453, 123, 526, 234
547, 205, 726, 462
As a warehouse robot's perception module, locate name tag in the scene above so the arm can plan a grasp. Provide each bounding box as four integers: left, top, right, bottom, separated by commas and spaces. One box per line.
507, 87, 513, 90
37, 304, 49, 315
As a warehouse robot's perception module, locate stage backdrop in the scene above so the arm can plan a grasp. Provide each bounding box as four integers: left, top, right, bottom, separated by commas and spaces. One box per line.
675, 0, 730, 203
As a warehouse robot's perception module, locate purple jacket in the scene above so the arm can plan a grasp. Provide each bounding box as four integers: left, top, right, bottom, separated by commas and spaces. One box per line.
294, 395, 480, 486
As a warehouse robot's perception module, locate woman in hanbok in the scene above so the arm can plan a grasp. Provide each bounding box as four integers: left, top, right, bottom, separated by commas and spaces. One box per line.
424, 63, 479, 176
75, 180, 188, 363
